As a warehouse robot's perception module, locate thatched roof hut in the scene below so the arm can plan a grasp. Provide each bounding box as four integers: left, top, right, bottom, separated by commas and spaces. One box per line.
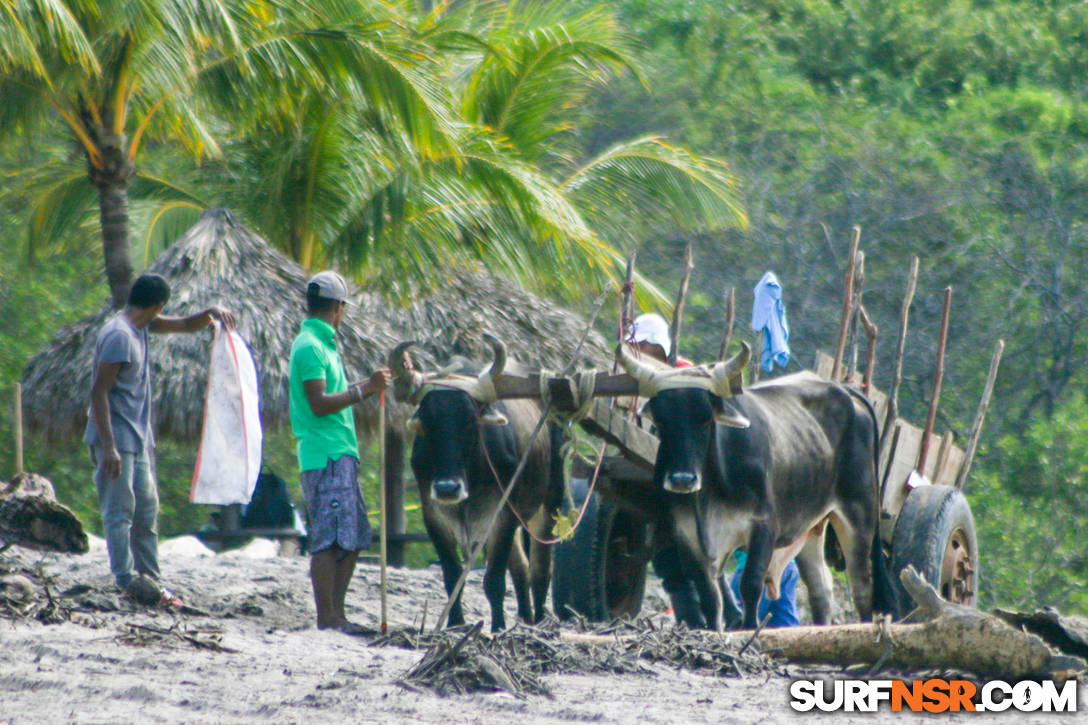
21, 209, 610, 443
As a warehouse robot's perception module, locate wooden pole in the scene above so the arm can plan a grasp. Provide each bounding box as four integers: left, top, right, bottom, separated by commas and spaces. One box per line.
378, 390, 388, 634
617, 252, 637, 376
884, 256, 920, 440
847, 251, 866, 382
384, 428, 406, 567
858, 305, 878, 396
831, 226, 861, 380
956, 339, 1005, 492
916, 287, 952, 477
751, 330, 763, 382
668, 244, 694, 367
718, 286, 735, 361
13, 383, 23, 475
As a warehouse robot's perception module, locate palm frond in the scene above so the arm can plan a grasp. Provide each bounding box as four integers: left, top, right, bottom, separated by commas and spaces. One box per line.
561, 136, 748, 246
459, 1, 636, 160
23, 166, 99, 258
0, 0, 100, 81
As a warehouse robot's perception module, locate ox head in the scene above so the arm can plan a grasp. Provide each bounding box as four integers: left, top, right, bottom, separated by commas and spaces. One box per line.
390, 335, 510, 504
617, 342, 751, 494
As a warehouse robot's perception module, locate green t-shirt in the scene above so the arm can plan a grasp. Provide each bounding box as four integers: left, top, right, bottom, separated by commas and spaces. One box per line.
289, 317, 359, 471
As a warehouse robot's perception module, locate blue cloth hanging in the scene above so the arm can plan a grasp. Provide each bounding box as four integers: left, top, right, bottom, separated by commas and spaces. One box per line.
750, 271, 790, 372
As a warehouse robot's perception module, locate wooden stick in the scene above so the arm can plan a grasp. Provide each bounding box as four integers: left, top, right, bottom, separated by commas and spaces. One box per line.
883, 256, 920, 441
616, 252, 637, 377
751, 329, 763, 382
668, 244, 694, 367
831, 226, 861, 380
956, 340, 1005, 491
620, 251, 637, 342
718, 286, 735, 361
916, 287, 952, 476
378, 390, 388, 634
858, 305, 878, 395
13, 383, 23, 475
847, 251, 866, 382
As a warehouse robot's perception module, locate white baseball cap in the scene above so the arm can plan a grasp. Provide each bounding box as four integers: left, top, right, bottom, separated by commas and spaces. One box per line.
307, 271, 352, 304
630, 313, 671, 357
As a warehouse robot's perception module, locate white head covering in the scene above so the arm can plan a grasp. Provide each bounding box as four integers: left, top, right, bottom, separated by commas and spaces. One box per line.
630, 313, 671, 357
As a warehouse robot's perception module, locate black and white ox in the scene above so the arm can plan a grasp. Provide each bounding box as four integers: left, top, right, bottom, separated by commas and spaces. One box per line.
617, 343, 897, 630
390, 337, 563, 632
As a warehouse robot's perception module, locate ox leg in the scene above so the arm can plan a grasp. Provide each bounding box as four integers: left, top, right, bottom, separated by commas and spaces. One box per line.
422, 509, 466, 627
483, 508, 520, 632
739, 523, 775, 629
717, 568, 744, 629
694, 563, 725, 631
528, 522, 553, 623
795, 528, 835, 625
506, 529, 534, 623
531, 432, 564, 624
830, 507, 876, 621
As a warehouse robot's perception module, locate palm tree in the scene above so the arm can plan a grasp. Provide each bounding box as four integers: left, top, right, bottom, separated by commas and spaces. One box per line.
0, 0, 452, 307
222, 1, 746, 303
457, 1, 747, 252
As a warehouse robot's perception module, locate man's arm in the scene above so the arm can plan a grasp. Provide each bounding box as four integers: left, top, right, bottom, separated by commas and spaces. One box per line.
303, 369, 392, 417
89, 361, 123, 479
150, 306, 236, 334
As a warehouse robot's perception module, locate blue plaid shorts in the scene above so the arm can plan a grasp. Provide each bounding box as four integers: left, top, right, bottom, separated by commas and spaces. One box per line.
300, 455, 372, 554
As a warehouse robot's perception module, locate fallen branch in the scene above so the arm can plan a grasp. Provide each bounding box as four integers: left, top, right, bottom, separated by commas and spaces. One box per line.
560, 568, 1087, 680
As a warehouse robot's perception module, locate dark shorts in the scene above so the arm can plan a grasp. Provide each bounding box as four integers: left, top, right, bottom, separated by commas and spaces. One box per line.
300, 456, 372, 554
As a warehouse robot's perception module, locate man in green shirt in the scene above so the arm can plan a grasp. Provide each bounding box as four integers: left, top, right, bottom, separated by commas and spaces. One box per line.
289, 271, 391, 633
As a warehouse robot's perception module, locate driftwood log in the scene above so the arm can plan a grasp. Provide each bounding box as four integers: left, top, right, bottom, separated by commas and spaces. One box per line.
562, 568, 1086, 681
0, 472, 89, 554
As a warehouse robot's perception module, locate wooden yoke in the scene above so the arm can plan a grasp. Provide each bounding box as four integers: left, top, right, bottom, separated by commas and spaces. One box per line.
487, 370, 658, 471
389, 335, 657, 470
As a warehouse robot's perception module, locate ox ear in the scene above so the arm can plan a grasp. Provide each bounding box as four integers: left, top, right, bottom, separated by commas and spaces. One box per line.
478, 406, 509, 426
407, 416, 424, 436
712, 399, 750, 428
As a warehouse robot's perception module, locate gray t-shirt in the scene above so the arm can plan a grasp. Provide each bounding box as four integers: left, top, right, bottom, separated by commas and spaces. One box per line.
83, 314, 154, 453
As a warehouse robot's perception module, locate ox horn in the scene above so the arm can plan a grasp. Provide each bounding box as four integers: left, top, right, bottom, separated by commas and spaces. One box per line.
389, 341, 415, 380
460, 333, 508, 404
388, 341, 423, 403
482, 333, 507, 377
709, 341, 751, 398
616, 342, 662, 396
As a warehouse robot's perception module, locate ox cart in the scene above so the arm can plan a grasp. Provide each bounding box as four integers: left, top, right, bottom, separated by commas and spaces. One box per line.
540, 346, 991, 623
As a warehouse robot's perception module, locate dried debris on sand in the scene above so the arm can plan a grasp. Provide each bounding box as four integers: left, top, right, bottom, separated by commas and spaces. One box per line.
378, 617, 784, 699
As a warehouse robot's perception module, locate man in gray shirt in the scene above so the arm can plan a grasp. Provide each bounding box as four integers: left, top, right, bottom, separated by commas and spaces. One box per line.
85, 273, 234, 596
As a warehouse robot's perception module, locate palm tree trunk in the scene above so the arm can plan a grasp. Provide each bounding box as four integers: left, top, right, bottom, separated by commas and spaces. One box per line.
90, 131, 135, 309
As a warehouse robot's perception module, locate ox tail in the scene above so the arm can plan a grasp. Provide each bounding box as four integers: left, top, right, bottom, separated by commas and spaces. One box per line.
844, 385, 900, 619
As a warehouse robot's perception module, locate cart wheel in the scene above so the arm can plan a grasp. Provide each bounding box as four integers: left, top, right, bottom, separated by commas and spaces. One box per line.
552, 478, 650, 621
891, 484, 979, 609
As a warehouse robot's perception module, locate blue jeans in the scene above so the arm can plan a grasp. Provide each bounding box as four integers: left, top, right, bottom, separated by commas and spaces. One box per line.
91, 445, 160, 587
730, 558, 800, 628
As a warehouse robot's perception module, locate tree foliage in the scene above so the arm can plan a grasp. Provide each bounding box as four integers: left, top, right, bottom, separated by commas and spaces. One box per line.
4, 0, 1088, 612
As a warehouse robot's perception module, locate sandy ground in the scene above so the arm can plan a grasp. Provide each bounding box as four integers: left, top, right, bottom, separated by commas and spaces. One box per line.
1, 538, 1084, 725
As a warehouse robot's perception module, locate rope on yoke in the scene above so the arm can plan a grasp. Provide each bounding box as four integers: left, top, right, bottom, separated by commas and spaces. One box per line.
483, 368, 605, 545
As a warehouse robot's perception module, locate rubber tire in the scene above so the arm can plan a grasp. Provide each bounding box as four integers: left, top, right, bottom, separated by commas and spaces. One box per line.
891, 484, 979, 610
552, 478, 649, 621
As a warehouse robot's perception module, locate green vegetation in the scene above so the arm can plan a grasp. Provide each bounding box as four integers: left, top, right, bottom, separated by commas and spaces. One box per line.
3, 0, 1087, 611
